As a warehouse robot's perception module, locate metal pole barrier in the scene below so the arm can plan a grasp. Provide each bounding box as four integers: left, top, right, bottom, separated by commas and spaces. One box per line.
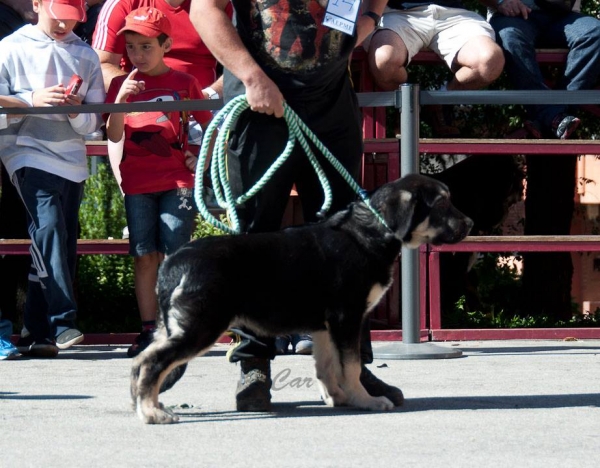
400, 83, 420, 344
374, 84, 462, 360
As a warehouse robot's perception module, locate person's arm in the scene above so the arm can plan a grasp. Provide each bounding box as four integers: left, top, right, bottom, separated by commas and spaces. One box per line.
190, 0, 285, 118
356, 0, 388, 46
202, 74, 223, 100
105, 69, 144, 142
92, 1, 130, 91
479, 0, 531, 19
0, 95, 27, 129
95, 49, 127, 92
0, 95, 27, 107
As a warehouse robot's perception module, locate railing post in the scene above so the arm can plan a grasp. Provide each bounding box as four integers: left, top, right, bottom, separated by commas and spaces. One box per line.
400, 83, 420, 344
373, 84, 462, 360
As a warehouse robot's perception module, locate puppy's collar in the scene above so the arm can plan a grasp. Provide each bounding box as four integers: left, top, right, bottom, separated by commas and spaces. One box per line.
358, 189, 391, 232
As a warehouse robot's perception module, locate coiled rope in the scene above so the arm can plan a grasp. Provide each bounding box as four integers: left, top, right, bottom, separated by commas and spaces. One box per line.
193, 94, 388, 235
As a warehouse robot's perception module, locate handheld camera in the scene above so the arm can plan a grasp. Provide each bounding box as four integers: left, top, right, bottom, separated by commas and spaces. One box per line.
65, 74, 83, 95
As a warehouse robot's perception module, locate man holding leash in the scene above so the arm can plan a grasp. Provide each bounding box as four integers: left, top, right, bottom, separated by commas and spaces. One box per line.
190, 0, 404, 411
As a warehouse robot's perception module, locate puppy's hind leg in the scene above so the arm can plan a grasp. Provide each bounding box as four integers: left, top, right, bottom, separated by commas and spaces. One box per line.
132, 336, 188, 424
133, 329, 222, 424
130, 325, 167, 408
312, 331, 347, 407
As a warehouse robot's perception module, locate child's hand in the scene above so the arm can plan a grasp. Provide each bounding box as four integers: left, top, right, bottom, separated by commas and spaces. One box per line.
116, 69, 145, 104
32, 85, 69, 107
184, 150, 198, 172
60, 93, 83, 118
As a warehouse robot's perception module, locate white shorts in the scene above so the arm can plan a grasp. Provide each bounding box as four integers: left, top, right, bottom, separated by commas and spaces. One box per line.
365, 5, 495, 70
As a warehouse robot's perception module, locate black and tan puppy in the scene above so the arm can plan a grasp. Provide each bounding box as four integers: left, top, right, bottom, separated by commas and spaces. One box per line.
131, 174, 473, 424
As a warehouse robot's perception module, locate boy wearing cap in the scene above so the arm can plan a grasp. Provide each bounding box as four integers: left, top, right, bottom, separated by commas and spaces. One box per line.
0, 0, 105, 357
104, 7, 212, 357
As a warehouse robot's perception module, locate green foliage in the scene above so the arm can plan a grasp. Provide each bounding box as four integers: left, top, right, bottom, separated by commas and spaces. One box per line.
193, 212, 227, 238
444, 253, 522, 328
76, 162, 227, 332
77, 161, 137, 332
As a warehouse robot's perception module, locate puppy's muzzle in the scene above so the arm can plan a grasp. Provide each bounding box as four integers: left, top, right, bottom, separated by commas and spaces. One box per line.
433, 212, 473, 245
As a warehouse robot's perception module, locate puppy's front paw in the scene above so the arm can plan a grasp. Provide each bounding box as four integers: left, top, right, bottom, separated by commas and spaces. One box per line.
351, 395, 394, 411
318, 381, 347, 407
322, 392, 348, 407
363, 395, 394, 411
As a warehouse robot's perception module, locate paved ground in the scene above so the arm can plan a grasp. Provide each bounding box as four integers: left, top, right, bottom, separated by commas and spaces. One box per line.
2, 339, 599, 467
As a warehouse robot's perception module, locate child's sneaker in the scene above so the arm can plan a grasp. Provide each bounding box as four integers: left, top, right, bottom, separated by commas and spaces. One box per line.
18, 337, 59, 358
0, 336, 20, 360
292, 334, 313, 355
55, 328, 84, 350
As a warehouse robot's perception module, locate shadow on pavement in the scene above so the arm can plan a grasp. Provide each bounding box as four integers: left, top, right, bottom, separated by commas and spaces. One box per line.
30, 346, 230, 360
0, 392, 93, 400
459, 345, 600, 356
166, 393, 600, 423
405, 393, 600, 410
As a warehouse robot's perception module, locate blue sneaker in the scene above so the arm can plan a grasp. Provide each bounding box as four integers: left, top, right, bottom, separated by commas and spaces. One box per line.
0, 319, 19, 360
0, 336, 20, 360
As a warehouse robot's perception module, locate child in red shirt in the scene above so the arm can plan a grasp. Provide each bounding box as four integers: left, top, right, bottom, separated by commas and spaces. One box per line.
104, 6, 211, 357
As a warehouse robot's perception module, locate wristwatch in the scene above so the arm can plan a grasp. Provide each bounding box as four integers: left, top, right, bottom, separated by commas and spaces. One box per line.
204, 87, 220, 100
362, 11, 381, 27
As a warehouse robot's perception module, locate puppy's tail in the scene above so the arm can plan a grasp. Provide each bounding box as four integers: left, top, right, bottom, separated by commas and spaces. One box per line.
159, 363, 188, 394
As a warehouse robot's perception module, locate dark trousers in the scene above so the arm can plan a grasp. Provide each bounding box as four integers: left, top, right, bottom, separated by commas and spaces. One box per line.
491, 10, 600, 126
12, 168, 84, 340
226, 73, 373, 363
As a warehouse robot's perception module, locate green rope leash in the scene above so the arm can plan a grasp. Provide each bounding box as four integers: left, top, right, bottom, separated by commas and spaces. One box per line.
194, 94, 388, 235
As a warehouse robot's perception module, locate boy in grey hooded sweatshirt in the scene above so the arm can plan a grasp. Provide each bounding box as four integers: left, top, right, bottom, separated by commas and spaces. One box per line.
0, 0, 105, 357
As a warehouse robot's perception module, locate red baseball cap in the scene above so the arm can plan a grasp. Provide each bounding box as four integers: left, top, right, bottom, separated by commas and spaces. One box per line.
43, 0, 87, 22
117, 7, 172, 38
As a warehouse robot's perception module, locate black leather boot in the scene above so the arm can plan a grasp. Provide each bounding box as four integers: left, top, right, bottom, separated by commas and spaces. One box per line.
236, 357, 272, 412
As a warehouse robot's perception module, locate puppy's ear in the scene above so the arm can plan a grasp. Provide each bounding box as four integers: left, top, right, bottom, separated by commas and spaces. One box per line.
382, 189, 416, 240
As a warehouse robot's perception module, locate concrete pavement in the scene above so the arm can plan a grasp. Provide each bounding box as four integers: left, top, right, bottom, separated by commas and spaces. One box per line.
2, 340, 599, 467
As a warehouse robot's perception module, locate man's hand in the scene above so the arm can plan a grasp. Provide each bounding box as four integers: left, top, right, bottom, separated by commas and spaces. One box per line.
498, 0, 531, 19
245, 75, 285, 118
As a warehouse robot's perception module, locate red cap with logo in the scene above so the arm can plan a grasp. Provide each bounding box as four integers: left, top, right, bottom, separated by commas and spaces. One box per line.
44, 0, 87, 22
117, 7, 172, 38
